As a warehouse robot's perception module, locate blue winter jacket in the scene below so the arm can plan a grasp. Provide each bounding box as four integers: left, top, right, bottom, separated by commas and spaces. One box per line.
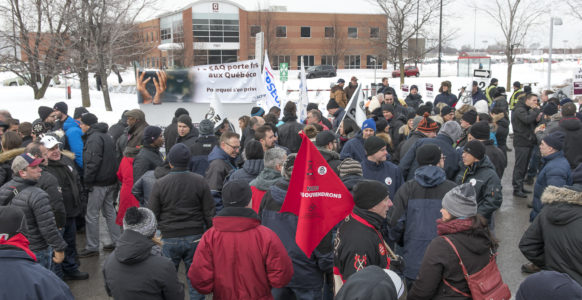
0, 248, 74, 299
361, 159, 403, 199
63, 116, 84, 168
434, 92, 458, 108
339, 132, 366, 163
530, 151, 572, 221
472, 89, 487, 104
399, 134, 459, 181
388, 166, 457, 280
260, 179, 333, 289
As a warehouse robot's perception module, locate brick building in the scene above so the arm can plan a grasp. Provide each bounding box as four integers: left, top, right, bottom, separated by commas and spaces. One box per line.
137, 0, 387, 70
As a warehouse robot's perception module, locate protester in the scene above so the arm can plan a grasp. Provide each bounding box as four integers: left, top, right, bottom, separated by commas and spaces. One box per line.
327, 99, 346, 131
338, 158, 366, 192
338, 117, 360, 150
394, 113, 438, 163
228, 140, 264, 183
457, 109, 478, 147
53, 102, 84, 169
0, 153, 67, 269
491, 106, 510, 155
17, 122, 33, 147
516, 270, 582, 300
148, 143, 214, 300
336, 266, 404, 300
389, 144, 457, 285
0, 131, 24, 185
405, 85, 423, 111
103, 206, 184, 300
377, 77, 398, 103
468, 121, 507, 178
206, 132, 240, 211
278, 101, 305, 153
116, 146, 140, 226
0, 206, 75, 299
132, 126, 164, 184
512, 93, 541, 198
340, 118, 376, 163
108, 110, 128, 145
331, 78, 348, 108
164, 107, 189, 153
315, 130, 341, 175
190, 180, 293, 299
361, 136, 403, 198
434, 81, 457, 107
559, 102, 582, 169
189, 119, 218, 176
254, 125, 276, 152
120, 109, 148, 150
78, 113, 121, 258
408, 183, 499, 299
344, 76, 358, 100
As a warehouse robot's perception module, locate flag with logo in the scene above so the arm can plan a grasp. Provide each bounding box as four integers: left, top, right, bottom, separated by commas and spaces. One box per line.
280, 133, 354, 257
297, 56, 309, 122
338, 83, 366, 132
262, 51, 282, 109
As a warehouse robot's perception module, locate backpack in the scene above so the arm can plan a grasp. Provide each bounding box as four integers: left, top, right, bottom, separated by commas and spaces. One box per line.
441, 236, 511, 300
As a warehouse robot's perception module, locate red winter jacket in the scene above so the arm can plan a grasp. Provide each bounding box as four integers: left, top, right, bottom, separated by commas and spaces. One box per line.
116, 156, 139, 225
189, 207, 293, 300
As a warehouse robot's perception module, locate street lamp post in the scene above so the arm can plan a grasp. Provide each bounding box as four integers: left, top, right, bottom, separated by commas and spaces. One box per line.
437, 0, 443, 77
547, 17, 563, 90
371, 57, 377, 90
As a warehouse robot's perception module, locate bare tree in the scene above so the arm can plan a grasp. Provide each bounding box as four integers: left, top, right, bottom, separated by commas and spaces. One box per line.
0, 0, 72, 99
567, 0, 582, 21
477, 0, 543, 89
325, 15, 347, 68
249, 2, 282, 63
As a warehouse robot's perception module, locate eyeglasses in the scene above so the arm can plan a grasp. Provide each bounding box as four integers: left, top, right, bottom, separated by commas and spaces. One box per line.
225, 143, 240, 150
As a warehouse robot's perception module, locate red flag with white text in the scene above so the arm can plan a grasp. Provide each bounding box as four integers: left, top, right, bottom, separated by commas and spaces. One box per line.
280, 133, 354, 257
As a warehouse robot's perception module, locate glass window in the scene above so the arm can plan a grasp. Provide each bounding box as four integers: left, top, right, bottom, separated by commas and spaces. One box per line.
344, 55, 360, 69
300, 26, 311, 38
172, 21, 184, 43
192, 18, 239, 43
161, 28, 172, 40
370, 27, 379, 39
250, 25, 260, 37
325, 27, 334, 38
276, 26, 286, 37
194, 50, 239, 66
272, 55, 290, 70
321, 55, 336, 67
297, 55, 314, 68
366, 55, 381, 69
348, 27, 358, 39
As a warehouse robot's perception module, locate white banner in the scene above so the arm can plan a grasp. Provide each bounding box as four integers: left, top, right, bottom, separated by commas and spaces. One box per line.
262, 52, 282, 109
192, 59, 263, 103
342, 83, 366, 129
298, 57, 309, 122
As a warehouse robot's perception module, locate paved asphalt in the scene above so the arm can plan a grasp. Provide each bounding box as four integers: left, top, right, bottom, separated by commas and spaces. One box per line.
69, 136, 532, 299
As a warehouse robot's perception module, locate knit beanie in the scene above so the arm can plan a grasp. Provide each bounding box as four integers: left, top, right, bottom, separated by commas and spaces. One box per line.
338, 158, 363, 177
406, 111, 417, 121
362, 118, 377, 132
543, 102, 558, 116
143, 126, 163, 145
327, 99, 340, 110
222, 180, 252, 207
315, 131, 337, 147
81, 113, 98, 126
560, 98, 573, 106
123, 207, 157, 238
73, 107, 89, 119
464, 140, 486, 160
168, 143, 191, 167
199, 119, 215, 136
462, 110, 478, 125
53, 102, 68, 115
442, 183, 478, 218
440, 105, 454, 117
251, 106, 265, 117
416, 104, 432, 117
439, 121, 462, 142
410, 85, 418, 91
38, 106, 53, 121
417, 113, 439, 133
0, 206, 26, 240
353, 180, 389, 209
381, 104, 395, 113
174, 107, 189, 118
416, 144, 442, 166
375, 118, 388, 133
124, 109, 144, 120
469, 121, 490, 140
364, 136, 386, 156
245, 140, 264, 160
282, 153, 296, 180
542, 131, 565, 151
177, 114, 193, 129
335, 265, 400, 300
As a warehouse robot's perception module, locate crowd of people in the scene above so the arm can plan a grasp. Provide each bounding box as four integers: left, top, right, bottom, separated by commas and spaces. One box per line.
1, 76, 582, 300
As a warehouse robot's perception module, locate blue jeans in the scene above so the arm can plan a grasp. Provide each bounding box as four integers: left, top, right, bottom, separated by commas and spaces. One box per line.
162, 234, 204, 300
272, 287, 322, 300
53, 217, 80, 277
34, 247, 53, 270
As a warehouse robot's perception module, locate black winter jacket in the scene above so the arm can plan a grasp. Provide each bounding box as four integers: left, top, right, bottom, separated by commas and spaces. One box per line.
36, 171, 66, 228
83, 123, 117, 186
558, 117, 582, 169
455, 156, 503, 220
0, 148, 24, 185
148, 167, 215, 238
44, 156, 82, 218
520, 185, 582, 285
133, 145, 164, 184
483, 139, 507, 178
0, 177, 67, 251
103, 230, 184, 300
511, 99, 541, 148
176, 131, 198, 150
108, 118, 127, 144
163, 119, 178, 154
318, 148, 342, 175
495, 117, 510, 148
278, 116, 305, 153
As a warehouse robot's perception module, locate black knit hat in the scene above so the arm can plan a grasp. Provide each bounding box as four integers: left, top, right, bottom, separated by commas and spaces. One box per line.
462, 110, 478, 125
416, 144, 442, 166
73, 107, 89, 119
464, 140, 486, 160
174, 107, 189, 118
375, 117, 388, 133
199, 119, 215, 135
222, 180, 252, 207
168, 143, 191, 167
177, 114, 193, 129
0, 206, 26, 240
81, 113, 98, 126
381, 104, 394, 113
542, 131, 565, 151
327, 99, 340, 110
53, 102, 68, 115
364, 136, 386, 156
143, 126, 163, 145
244, 140, 264, 160
440, 105, 454, 116
123, 207, 157, 238
38, 106, 53, 121
315, 131, 337, 147
543, 102, 558, 116
513, 81, 521, 88
353, 180, 389, 209
491, 78, 498, 84
469, 121, 490, 140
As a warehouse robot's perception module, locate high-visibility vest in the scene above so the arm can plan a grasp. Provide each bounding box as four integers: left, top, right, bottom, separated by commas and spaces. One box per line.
509, 88, 523, 110
485, 85, 496, 104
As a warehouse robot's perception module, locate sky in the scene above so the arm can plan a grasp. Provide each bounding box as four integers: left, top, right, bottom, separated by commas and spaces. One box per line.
142, 0, 582, 49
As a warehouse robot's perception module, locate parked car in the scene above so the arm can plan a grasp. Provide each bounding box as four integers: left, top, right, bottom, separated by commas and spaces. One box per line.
391, 66, 420, 77
297, 65, 336, 79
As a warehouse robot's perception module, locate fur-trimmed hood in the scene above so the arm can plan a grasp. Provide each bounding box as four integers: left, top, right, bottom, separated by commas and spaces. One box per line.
541, 185, 582, 205
0, 148, 25, 163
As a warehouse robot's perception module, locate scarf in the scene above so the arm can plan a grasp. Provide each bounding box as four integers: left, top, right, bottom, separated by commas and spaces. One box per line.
436, 218, 473, 236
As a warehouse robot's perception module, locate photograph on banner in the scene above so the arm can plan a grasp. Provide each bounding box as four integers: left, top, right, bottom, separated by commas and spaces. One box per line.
136, 59, 263, 105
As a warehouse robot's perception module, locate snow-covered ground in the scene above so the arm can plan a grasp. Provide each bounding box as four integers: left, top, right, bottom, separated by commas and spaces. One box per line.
1, 58, 580, 128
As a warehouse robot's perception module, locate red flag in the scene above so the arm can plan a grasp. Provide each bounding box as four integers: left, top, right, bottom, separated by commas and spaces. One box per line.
280, 133, 354, 257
